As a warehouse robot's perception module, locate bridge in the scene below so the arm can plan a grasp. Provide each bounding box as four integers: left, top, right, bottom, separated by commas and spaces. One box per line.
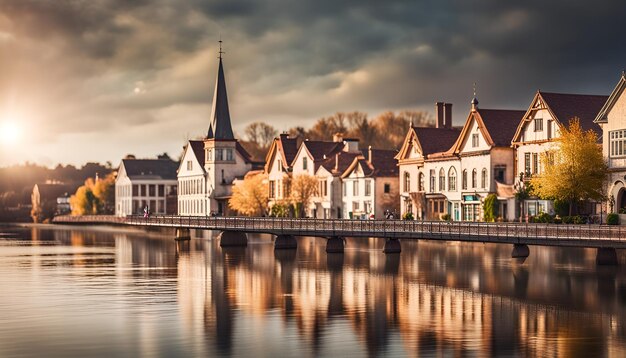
52, 215, 626, 265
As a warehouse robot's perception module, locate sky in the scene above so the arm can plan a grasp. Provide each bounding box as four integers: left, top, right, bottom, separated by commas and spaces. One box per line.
0, 0, 625, 167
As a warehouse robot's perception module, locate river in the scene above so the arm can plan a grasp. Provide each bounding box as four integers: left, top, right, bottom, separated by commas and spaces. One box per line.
0, 224, 625, 357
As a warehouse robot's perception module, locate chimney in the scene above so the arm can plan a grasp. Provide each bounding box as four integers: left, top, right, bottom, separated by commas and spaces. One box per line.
334, 153, 339, 172
343, 138, 359, 152
444, 103, 452, 128
368, 145, 372, 162
435, 102, 444, 128
333, 132, 344, 143
279, 132, 288, 139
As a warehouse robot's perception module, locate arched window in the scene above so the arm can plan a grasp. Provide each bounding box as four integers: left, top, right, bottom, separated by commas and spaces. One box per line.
448, 167, 457, 191
439, 168, 445, 191
418, 172, 425, 192
481, 168, 487, 189
472, 169, 477, 188
404, 172, 411, 192
462, 170, 468, 190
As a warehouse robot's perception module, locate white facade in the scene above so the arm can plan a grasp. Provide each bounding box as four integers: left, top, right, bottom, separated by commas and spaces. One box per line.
115, 161, 178, 217
177, 141, 208, 216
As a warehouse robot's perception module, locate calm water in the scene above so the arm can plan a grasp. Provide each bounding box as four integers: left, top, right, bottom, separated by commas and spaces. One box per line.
1, 225, 626, 357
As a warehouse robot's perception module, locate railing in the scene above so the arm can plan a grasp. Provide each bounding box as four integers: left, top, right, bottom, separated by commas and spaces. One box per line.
52, 215, 626, 247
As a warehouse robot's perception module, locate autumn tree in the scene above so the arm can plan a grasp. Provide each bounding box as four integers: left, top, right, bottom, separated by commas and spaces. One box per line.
530, 118, 607, 215
290, 174, 318, 218
229, 173, 269, 216
70, 172, 116, 215
241, 122, 278, 161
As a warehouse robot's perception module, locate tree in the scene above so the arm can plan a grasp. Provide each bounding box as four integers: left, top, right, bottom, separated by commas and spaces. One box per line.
229, 173, 269, 216
70, 184, 99, 215
245, 122, 278, 149
483, 193, 498, 222
530, 118, 608, 215
69, 172, 116, 215
92, 172, 116, 214
290, 174, 318, 218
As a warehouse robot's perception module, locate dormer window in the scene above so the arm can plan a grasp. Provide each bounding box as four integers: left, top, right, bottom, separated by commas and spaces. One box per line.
472, 133, 479, 147
534, 118, 543, 132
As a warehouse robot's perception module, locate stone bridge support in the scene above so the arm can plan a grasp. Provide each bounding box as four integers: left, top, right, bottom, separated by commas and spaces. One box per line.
326, 237, 345, 253
511, 244, 530, 259
596, 247, 618, 265
274, 235, 297, 250
218, 231, 248, 247
383, 238, 401, 254
175, 228, 191, 241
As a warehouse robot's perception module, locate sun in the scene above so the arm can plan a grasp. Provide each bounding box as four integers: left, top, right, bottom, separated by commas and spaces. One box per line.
0, 121, 21, 146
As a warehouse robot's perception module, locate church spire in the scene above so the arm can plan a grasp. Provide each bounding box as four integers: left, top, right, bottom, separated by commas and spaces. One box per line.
207, 40, 235, 140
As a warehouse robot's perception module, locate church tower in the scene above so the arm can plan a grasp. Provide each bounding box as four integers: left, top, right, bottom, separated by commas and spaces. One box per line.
203, 41, 253, 215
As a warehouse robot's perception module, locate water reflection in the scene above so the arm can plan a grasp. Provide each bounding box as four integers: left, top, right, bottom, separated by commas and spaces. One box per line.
0, 225, 626, 357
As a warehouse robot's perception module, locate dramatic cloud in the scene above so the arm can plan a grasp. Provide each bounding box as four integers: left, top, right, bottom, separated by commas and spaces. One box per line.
0, 0, 624, 166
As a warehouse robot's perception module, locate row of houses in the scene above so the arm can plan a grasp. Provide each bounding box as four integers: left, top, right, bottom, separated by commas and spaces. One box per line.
113, 46, 626, 222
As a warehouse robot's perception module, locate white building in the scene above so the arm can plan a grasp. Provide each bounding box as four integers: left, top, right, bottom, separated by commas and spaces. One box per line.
115, 158, 178, 216
512, 91, 608, 218
396, 102, 460, 220
341, 148, 399, 219
264, 133, 299, 208
176, 49, 259, 216
595, 72, 626, 213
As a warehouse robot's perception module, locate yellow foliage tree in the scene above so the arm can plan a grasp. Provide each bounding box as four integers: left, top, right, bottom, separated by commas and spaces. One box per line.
70, 183, 99, 215
531, 118, 607, 215
229, 173, 269, 216
290, 174, 318, 218
70, 172, 116, 215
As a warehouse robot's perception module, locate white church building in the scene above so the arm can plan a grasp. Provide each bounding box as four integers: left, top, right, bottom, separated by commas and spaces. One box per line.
177, 46, 258, 216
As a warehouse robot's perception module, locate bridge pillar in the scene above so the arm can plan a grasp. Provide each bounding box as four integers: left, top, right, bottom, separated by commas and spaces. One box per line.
274, 235, 297, 250
175, 228, 191, 241
218, 231, 248, 247
596, 247, 618, 266
382, 238, 401, 254
326, 237, 345, 254
511, 244, 529, 258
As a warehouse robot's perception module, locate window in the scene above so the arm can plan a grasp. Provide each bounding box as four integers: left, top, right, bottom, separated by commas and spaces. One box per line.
187, 160, 193, 171
429, 169, 435, 192
133, 185, 138, 196
534, 118, 543, 131
343, 182, 347, 197
352, 201, 359, 212
462, 170, 467, 190
525, 153, 531, 176
221, 169, 225, 184
277, 159, 282, 170
472, 133, 479, 147
532, 153, 538, 174
353, 181, 359, 196
472, 169, 477, 188
149, 185, 155, 197
158, 185, 164, 197
439, 168, 445, 191
226, 149, 233, 161
418, 172, 425, 192
141, 185, 147, 196
404, 172, 410, 192
364, 201, 372, 214
610, 130, 626, 157
448, 167, 456, 191
365, 180, 371, 196
494, 165, 506, 183
319, 179, 328, 197
206, 149, 213, 161
547, 120, 552, 139
303, 157, 308, 170
216, 149, 224, 161
384, 183, 391, 194
481, 168, 487, 189
269, 181, 275, 198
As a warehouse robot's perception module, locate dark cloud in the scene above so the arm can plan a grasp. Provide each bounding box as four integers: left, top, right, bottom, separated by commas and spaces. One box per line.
0, 0, 625, 166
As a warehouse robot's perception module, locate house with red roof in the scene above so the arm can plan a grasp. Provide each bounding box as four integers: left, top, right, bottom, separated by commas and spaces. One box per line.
341, 148, 399, 219
264, 133, 300, 209
425, 98, 524, 221
512, 90, 608, 218
395, 102, 459, 219
594, 72, 626, 214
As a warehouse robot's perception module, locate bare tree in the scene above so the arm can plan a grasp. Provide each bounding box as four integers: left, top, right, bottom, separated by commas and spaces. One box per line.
245, 122, 278, 149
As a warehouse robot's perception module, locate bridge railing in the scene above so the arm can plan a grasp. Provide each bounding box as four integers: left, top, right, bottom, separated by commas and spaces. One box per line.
121, 215, 626, 242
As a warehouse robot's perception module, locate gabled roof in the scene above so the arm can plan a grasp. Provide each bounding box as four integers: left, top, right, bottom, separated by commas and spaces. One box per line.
341, 149, 399, 178
189, 140, 206, 168
207, 57, 235, 140
395, 126, 461, 161
121, 159, 178, 180
595, 72, 626, 124
512, 91, 608, 143
291, 140, 345, 169
33, 183, 76, 200
264, 135, 299, 173
317, 151, 361, 175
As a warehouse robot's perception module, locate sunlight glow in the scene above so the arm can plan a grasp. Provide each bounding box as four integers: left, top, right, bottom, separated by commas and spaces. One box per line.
0, 121, 21, 146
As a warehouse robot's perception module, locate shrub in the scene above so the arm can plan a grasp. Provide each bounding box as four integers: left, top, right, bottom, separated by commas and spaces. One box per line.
483, 194, 498, 222
561, 216, 574, 224
607, 213, 619, 225
553, 217, 562, 224
402, 212, 414, 220
620, 208, 626, 214
573, 215, 588, 224
441, 213, 452, 221
535, 212, 554, 223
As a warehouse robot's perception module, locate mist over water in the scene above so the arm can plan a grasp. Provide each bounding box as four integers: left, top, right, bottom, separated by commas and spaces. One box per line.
0, 225, 625, 357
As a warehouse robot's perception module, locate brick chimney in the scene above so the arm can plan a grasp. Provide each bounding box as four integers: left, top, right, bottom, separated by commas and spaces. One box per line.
435, 102, 444, 128
368, 145, 372, 162
444, 103, 452, 128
